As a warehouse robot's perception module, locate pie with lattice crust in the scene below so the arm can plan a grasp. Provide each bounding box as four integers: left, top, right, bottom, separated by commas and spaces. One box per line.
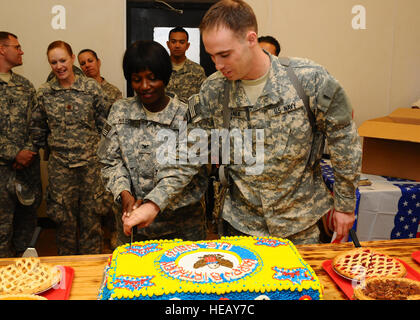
0, 294, 48, 300
332, 248, 406, 280
354, 277, 420, 300
0, 257, 61, 295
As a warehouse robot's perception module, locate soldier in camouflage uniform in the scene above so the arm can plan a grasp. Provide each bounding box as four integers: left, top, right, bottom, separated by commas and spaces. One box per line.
78, 49, 122, 114
258, 35, 281, 56
165, 27, 207, 103
124, 0, 362, 245
0, 32, 42, 257
31, 41, 107, 255
78, 49, 123, 249
98, 41, 207, 245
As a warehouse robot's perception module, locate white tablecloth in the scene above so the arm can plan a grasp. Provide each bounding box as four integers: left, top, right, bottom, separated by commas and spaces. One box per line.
321, 160, 420, 241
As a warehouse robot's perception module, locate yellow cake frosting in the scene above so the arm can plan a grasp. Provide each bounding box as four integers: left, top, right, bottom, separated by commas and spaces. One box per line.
100, 236, 323, 300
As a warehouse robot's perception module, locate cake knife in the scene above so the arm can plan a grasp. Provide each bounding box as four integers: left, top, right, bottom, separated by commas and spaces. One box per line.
130, 226, 137, 250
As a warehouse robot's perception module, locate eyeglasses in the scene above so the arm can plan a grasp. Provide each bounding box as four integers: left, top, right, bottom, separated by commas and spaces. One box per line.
2, 44, 22, 51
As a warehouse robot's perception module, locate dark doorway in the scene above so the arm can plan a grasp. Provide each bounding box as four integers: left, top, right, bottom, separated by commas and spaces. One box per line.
126, 0, 217, 96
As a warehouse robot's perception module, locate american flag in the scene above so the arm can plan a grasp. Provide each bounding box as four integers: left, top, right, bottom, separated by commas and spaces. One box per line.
390, 183, 420, 239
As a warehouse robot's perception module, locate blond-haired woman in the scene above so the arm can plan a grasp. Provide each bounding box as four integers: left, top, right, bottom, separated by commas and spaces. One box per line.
31, 40, 107, 255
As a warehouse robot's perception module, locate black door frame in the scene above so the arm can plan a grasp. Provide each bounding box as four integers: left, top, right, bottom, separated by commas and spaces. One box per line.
126, 0, 218, 96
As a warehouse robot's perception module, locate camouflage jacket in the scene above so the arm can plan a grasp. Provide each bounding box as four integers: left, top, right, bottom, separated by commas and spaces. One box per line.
97, 94, 208, 236
100, 78, 122, 116
166, 59, 207, 103
145, 55, 362, 238
31, 74, 107, 168
0, 71, 37, 166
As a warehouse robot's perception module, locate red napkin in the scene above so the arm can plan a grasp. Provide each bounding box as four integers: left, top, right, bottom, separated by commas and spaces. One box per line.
41, 266, 74, 300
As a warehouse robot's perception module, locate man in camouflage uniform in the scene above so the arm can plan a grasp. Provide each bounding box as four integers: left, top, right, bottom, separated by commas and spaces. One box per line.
31, 43, 107, 255
0, 31, 42, 257
123, 0, 362, 245
166, 27, 207, 103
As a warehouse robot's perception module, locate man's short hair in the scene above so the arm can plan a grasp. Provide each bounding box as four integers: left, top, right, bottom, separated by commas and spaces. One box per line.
123, 40, 172, 86
0, 31, 18, 43
200, 0, 258, 38
169, 27, 189, 41
258, 35, 281, 56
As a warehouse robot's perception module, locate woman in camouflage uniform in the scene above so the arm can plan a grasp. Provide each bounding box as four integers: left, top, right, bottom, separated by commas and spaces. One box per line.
98, 41, 208, 245
31, 41, 107, 255
77, 49, 122, 114
78, 48, 123, 249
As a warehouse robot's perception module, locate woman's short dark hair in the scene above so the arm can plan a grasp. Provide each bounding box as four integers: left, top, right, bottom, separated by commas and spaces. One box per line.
78, 48, 99, 60
123, 40, 172, 86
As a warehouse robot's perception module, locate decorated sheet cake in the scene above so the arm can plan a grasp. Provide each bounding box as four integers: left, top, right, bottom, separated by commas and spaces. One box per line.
99, 236, 323, 300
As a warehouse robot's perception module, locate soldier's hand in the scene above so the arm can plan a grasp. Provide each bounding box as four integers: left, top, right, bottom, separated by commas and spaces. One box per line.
15, 150, 37, 167
333, 210, 355, 241
120, 190, 136, 217
122, 201, 160, 236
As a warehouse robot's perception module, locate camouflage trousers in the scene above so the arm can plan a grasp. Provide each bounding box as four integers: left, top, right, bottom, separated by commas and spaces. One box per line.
115, 197, 207, 247
222, 219, 321, 245
46, 158, 103, 255
0, 165, 42, 258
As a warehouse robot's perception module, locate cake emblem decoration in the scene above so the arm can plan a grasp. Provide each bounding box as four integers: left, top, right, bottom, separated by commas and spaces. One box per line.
194, 254, 234, 269
272, 267, 314, 285
157, 242, 261, 284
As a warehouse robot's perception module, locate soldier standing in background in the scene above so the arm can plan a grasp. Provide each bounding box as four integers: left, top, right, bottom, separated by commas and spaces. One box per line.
31, 40, 107, 255
98, 41, 207, 244
123, 0, 362, 245
0, 31, 42, 257
78, 48, 123, 249
258, 35, 281, 56
78, 49, 122, 113
165, 27, 207, 103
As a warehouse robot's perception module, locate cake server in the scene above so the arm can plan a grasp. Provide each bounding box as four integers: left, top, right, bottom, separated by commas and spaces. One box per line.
349, 229, 361, 248
22, 226, 42, 257
349, 229, 373, 279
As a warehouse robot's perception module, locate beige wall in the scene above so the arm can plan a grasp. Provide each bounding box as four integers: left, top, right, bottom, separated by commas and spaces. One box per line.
0, 0, 126, 94
249, 0, 420, 127
1, 0, 419, 127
